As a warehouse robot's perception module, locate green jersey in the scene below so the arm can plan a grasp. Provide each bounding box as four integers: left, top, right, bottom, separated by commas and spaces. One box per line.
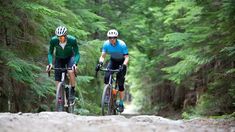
48, 35, 80, 64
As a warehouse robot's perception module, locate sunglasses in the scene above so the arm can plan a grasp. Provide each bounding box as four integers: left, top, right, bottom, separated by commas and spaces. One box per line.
58, 35, 66, 38
108, 37, 117, 39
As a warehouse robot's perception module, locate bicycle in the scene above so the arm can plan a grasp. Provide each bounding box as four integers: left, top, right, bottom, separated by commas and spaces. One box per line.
48, 67, 76, 113
96, 67, 121, 116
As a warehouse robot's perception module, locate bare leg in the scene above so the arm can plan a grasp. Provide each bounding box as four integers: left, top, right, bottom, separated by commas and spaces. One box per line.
68, 70, 76, 87
119, 91, 124, 100
118, 91, 125, 112
68, 70, 76, 101
56, 81, 59, 88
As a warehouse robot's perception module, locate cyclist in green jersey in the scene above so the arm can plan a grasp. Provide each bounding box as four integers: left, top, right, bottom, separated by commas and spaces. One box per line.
46, 26, 80, 102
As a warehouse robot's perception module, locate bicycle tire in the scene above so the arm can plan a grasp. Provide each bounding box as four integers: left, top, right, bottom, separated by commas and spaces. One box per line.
55, 82, 65, 112
109, 89, 117, 115
112, 98, 117, 115
68, 103, 74, 113
68, 87, 75, 113
101, 85, 113, 115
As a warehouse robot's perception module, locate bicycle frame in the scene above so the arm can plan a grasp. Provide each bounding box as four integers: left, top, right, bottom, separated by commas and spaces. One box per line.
99, 68, 120, 115
100, 68, 119, 91
48, 67, 75, 112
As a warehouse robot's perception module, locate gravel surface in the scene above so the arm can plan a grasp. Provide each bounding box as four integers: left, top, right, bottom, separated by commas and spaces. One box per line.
0, 112, 234, 132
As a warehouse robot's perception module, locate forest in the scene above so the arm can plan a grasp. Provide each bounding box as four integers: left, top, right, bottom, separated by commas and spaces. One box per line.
0, 0, 234, 119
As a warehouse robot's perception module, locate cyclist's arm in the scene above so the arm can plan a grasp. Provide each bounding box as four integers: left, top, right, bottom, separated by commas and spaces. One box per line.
48, 40, 55, 64
99, 52, 106, 63
123, 55, 129, 65
73, 39, 80, 65
122, 43, 129, 65
99, 43, 107, 63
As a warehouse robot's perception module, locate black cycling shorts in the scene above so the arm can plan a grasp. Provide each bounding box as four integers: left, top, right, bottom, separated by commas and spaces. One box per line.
104, 60, 126, 91
54, 56, 74, 81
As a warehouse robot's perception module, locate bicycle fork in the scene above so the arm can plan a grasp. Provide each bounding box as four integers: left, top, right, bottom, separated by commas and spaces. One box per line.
65, 85, 75, 106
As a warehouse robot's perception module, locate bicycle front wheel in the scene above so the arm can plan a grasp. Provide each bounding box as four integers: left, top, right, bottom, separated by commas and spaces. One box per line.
101, 84, 113, 115
68, 87, 75, 113
55, 82, 65, 112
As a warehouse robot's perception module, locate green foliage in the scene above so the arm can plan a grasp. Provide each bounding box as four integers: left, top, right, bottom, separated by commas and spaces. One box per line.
210, 112, 235, 120
0, 0, 107, 113
122, 0, 235, 116
7, 59, 40, 84
77, 101, 101, 115
1, 0, 235, 117
73, 39, 104, 114
1, 48, 54, 97
182, 110, 200, 120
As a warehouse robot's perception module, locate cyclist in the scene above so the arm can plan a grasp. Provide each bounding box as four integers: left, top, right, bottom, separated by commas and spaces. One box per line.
46, 26, 80, 102
96, 29, 129, 112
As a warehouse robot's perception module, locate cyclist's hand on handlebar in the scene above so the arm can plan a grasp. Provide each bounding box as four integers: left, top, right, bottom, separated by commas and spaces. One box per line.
46, 64, 53, 72
72, 64, 78, 72
119, 64, 127, 73
95, 62, 103, 72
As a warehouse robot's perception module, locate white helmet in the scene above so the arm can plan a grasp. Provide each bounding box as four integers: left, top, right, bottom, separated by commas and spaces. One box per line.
107, 29, 118, 37
55, 26, 67, 36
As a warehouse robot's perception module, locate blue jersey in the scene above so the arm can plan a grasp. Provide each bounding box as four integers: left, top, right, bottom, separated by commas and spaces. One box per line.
102, 39, 128, 61
102, 39, 128, 55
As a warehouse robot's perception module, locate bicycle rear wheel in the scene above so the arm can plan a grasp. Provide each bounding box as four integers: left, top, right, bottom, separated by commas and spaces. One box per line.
112, 98, 117, 115
55, 82, 65, 112
101, 85, 113, 115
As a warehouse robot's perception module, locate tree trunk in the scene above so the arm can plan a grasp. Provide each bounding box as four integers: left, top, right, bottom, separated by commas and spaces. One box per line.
173, 86, 186, 109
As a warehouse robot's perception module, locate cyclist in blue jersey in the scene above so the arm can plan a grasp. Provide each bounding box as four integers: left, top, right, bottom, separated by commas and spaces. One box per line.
96, 29, 129, 112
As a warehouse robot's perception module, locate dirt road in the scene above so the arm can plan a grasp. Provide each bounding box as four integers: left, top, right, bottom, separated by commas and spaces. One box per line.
0, 112, 234, 132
